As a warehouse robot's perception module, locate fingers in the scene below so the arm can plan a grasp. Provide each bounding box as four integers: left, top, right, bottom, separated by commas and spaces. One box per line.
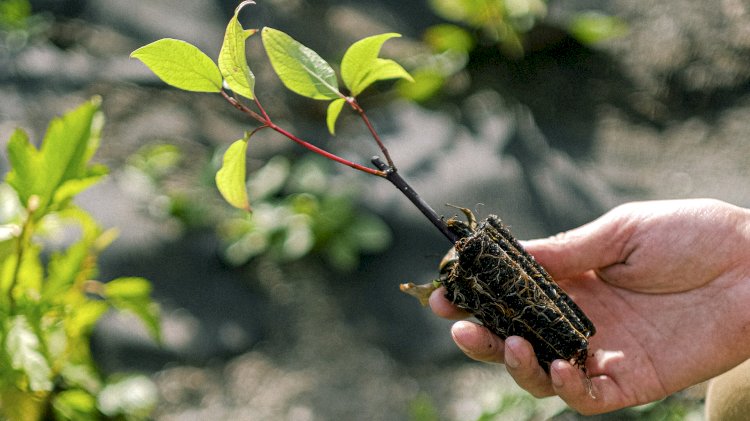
504, 336, 555, 397
450, 321, 505, 363
549, 360, 630, 415
448, 324, 629, 411
428, 286, 470, 319
450, 325, 558, 398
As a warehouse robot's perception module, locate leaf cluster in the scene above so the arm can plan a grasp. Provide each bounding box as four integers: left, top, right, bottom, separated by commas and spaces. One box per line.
1, 99, 160, 420
131, 0, 413, 211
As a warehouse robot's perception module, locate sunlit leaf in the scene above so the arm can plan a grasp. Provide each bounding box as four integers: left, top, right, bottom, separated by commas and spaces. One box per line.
131, 39, 223, 93
569, 11, 628, 45
5, 128, 40, 206
105, 276, 152, 299
44, 239, 88, 302
6, 98, 104, 215
53, 165, 108, 205
326, 97, 347, 135
261, 27, 341, 100
52, 389, 98, 421
40, 98, 101, 201
66, 300, 109, 338
424, 24, 475, 52
397, 69, 444, 102
216, 138, 250, 211
6, 316, 53, 392
219, 1, 256, 99
428, 0, 496, 26
341, 33, 413, 96
105, 277, 161, 342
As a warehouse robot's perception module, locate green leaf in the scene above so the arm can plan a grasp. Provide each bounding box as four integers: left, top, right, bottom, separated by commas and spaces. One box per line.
42, 206, 105, 303
341, 33, 413, 96
569, 11, 628, 45
6, 98, 104, 215
397, 69, 444, 102
423, 24, 475, 52
216, 138, 250, 211
6, 316, 53, 392
105, 277, 152, 299
105, 277, 161, 342
52, 389, 99, 421
52, 165, 109, 205
40, 98, 100, 188
326, 98, 347, 135
261, 27, 341, 100
131, 38, 223, 93
219, 1, 256, 99
5, 128, 40, 206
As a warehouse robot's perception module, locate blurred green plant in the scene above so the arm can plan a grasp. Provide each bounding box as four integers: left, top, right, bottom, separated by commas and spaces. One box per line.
399, 0, 628, 101
408, 392, 440, 421
429, 0, 547, 57
0, 0, 49, 52
130, 1, 414, 209
120, 143, 392, 272
218, 156, 391, 271
1, 98, 160, 420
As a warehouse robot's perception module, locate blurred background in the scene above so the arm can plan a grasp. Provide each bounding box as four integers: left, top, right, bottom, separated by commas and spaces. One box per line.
3, 0, 750, 419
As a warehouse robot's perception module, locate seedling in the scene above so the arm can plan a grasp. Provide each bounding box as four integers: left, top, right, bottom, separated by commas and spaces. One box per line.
132, 0, 595, 373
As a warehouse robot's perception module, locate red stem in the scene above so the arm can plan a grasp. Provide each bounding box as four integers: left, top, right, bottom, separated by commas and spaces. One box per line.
268, 123, 385, 176
348, 98, 395, 169
220, 90, 385, 177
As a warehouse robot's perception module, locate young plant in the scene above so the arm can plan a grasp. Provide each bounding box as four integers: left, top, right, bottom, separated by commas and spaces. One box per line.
130, 1, 456, 240
1, 98, 160, 420
131, 1, 596, 379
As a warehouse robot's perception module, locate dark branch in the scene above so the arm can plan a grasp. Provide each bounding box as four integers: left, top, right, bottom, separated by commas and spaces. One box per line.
371, 157, 458, 244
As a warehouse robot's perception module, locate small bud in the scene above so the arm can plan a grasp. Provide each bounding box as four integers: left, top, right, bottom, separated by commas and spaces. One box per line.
27, 195, 40, 213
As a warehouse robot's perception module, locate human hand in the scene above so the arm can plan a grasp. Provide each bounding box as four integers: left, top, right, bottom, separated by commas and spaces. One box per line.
430, 199, 750, 414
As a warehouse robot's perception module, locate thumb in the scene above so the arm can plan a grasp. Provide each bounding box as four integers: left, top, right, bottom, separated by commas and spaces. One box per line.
521, 212, 632, 280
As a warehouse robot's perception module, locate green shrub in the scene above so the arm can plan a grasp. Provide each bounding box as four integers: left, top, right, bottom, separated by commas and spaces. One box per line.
1, 98, 160, 420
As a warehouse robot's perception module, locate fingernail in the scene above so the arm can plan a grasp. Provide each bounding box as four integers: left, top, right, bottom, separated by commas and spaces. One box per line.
551, 364, 564, 388
451, 322, 473, 353
505, 344, 520, 368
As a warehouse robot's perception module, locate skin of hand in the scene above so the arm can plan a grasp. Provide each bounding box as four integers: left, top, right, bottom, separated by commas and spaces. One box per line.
429, 199, 750, 415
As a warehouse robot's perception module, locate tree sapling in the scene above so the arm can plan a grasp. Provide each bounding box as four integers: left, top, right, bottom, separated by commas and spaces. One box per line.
131, 0, 595, 373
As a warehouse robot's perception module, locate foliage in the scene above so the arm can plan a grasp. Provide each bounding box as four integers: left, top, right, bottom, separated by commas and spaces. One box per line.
218, 156, 391, 271
131, 0, 413, 213
0, 98, 160, 420
120, 143, 392, 272
129, 0, 413, 271
399, 0, 628, 101
0, 0, 49, 52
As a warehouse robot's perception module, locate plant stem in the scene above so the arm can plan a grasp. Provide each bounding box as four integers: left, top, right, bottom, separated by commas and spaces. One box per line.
371, 157, 458, 244
221, 90, 265, 123
9, 199, 37, 312
221, 91, 386, 177
270, 124, 385, 176
222, 91, 458, 243
349, 98, 395, 168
